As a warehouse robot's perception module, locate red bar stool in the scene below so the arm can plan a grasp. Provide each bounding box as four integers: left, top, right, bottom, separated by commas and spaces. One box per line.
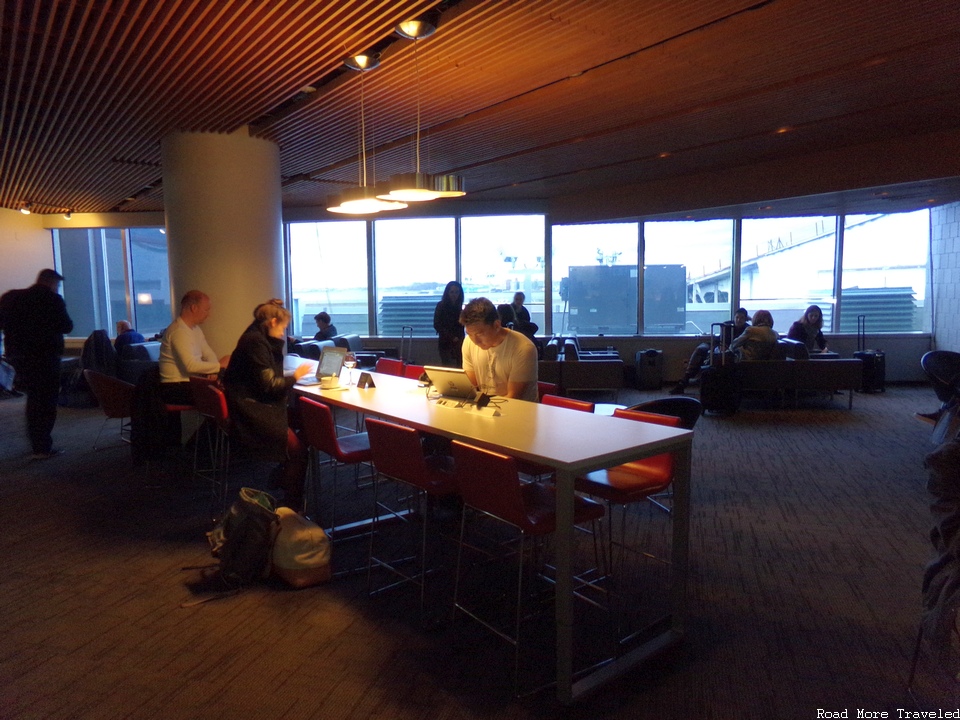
450, 440, 604, 695
365, 418, 458, 620
298, 396, 372, 539
375, 357, 404, 376
189, 376, 232, 522
540, 394, 595, 413
574, 408, 682, 647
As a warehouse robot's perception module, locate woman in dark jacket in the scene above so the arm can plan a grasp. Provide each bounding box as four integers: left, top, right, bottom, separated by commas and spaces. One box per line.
787, 304, 828, 353
433, 281, 465, 367
222, 299, 312, 509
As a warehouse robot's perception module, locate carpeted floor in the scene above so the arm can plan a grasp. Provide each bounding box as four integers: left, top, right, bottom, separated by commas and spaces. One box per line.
0, 383, 955, 719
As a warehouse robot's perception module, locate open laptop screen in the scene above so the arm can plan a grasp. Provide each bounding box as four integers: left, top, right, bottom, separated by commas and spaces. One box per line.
423, 365, 477, 400
316, 346, 347, 378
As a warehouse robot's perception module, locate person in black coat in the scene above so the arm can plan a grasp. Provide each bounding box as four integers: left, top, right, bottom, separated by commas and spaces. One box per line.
0, 268, 73, 458
222, 300, 312, 509
433, 281, 464, 367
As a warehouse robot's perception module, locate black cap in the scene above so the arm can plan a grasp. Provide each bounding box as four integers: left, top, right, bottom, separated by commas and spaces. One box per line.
37, 268, 64, 284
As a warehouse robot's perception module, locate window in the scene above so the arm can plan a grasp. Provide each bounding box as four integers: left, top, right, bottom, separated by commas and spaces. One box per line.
460, 215, 545, 330
289, 221, 368, 337
740, 216, 836, 332
552, 223, 639, 335
840, 210, 929, 332
373, 217, 455, 336
55, 227, 169, 338
128, 229, 172, 336
644, 220, 734, 335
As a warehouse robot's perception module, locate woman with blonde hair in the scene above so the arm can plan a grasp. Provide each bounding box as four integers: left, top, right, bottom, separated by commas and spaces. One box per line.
222, 299, 312, 509
787, 304, 828, 353
729, 309, 778, 362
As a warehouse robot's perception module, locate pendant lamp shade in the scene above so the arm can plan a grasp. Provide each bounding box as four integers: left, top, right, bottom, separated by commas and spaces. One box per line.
327, 186, 407, 215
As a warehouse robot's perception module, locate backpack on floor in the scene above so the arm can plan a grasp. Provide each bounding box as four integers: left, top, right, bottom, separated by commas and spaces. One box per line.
271, 507, 332, 588
206, 487, 281, 588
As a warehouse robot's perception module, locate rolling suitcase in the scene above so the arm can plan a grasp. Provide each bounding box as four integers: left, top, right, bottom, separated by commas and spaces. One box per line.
635, 349, 663, 390
700, 323, 741, 414
854, 315, 885, 393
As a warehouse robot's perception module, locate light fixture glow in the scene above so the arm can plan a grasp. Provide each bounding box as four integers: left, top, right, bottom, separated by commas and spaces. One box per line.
63, 210, 72, 220
379, 22, 465, 203
327, 187, 407, 214
377, 172, 442, 202
327, 63, 407, 215
136, 293, 153, 305
20, 203, 31, 215
431, 173, 465, 198
396, 19, 436, 40
343, 53, 380, 71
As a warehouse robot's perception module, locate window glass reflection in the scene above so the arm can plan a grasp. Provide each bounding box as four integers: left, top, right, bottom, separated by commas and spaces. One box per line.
840, 210, 929, 332
644, 220, 734, 335
740, 217, 836, 331
289, 221, 368, 337
373, 217, 455, 336
552, 223, 639, 335
460, 215, 545, 331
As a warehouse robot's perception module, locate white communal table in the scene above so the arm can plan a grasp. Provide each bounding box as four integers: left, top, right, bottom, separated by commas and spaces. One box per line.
295, 369, 693, 704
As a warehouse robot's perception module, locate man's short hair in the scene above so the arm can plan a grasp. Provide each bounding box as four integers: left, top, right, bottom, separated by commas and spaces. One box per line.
459, 297, 499, 326
180, 290, 208, 311
314, 311, 331, 325
37, 268, 63, 284
734, 307, 750, 320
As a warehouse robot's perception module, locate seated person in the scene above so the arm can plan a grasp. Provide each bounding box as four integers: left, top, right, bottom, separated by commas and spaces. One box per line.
460, 297, 538, 402
313, 312, 338, 341
222, 300, 312, 509
787, 304, 828, 353
510, 291, 539, 339
114, 319, 145, 354
729, 309, 778, 361
670, 308, 750, 394
496, 302, 516, 329
158, 290, 229, 406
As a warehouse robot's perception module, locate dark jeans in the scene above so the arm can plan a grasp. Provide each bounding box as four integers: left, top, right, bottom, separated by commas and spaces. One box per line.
13, 356, 61, 453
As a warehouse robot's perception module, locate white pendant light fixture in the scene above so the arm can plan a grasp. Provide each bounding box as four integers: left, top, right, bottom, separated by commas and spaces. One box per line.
377, 17, 464, 203
327, 54, 407, 215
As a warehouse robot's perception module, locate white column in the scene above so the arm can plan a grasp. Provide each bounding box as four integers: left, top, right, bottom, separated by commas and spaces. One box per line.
161, 127, 284, 357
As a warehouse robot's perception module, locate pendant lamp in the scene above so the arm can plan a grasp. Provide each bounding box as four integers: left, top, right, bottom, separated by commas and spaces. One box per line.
327, 54, 407, 215
377, 18, 464, 202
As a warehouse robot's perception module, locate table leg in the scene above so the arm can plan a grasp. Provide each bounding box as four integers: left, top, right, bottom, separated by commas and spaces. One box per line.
554, 467, 575, 703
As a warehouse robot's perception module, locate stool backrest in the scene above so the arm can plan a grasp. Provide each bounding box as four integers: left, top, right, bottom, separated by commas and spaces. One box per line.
541, 394, 594, 413
452, 441, 528, 530
375, 357, 404, 376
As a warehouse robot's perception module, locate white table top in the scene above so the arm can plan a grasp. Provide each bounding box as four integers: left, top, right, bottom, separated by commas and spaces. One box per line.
295, 370, 692, 474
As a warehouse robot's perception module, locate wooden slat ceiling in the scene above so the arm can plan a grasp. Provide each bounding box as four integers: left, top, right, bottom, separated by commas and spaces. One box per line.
2, 0, 959, 217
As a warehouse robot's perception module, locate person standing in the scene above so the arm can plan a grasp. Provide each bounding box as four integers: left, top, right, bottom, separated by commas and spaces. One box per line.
0, 269, 73, 459
433, 281, 465, 367
460, 296, 538, 402
158, 290, 229, 406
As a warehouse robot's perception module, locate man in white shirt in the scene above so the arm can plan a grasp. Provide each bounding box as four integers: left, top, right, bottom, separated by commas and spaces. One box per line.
460, 296, 538, 403
159, 290, 229, 405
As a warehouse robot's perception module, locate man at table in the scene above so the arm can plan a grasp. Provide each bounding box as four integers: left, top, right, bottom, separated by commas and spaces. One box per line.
158, 290, 229, 405
460, 296, 538, 402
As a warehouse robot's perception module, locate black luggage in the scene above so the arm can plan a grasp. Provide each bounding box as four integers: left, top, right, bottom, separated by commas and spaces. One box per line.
635, 349, 663, 390
854, 315, 885, 393
700, 324, 740, 413
699, 364, 741, 415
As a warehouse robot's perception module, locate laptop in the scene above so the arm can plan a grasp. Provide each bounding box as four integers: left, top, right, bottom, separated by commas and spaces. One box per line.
423, 365, 478, 401
296, 346, 347, 386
